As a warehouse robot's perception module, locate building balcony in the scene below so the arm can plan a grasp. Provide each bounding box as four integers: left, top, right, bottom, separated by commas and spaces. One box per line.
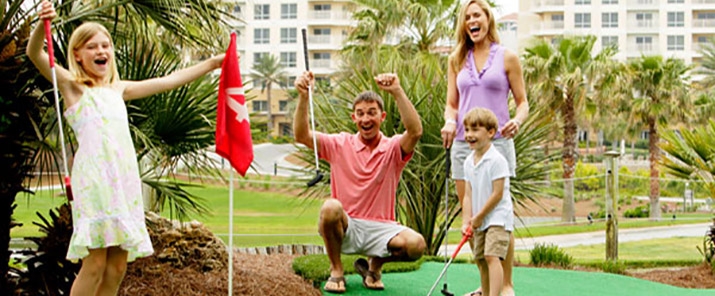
307, 10, 354, 26
693, 19, 715, 28
626, 20, 660, 33
626, 0, 660, 9
692, 0, 715, 4
626, 44, 658, 57
533, 21, 564, 36
531, 0, 565, 13
307, 35, 345, 50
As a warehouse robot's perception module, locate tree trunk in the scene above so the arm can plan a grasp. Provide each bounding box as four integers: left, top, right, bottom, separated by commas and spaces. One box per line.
648, 118, 661, 220
266, 82, 273, 137
561, 94, 577, 223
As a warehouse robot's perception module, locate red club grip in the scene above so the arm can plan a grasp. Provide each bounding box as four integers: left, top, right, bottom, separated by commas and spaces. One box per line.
452, 229, 473, 259
43, 19, 54, 68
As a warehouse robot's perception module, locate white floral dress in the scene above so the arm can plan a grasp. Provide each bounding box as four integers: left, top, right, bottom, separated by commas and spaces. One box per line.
64, 87, 154, 262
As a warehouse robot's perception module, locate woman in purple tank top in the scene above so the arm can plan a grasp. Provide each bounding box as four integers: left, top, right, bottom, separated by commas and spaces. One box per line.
440, 1, 529, 296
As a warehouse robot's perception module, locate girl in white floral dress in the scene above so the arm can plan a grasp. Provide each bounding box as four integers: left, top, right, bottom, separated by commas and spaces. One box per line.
27, 1, 229, 295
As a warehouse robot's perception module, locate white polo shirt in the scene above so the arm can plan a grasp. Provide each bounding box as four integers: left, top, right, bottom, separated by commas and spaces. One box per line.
463, 144, 514, 232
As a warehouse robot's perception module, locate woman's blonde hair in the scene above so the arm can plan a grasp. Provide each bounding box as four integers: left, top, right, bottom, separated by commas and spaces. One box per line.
449, 0, 500, 72
67, 22, 120, 86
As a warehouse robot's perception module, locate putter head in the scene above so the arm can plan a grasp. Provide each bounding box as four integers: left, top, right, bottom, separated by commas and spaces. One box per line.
306, 170, 324, 187
441, 283, 454, 296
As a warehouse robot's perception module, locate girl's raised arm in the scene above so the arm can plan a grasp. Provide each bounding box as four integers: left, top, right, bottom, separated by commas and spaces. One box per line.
26, 1, 74, 89
122, 54, 227, 101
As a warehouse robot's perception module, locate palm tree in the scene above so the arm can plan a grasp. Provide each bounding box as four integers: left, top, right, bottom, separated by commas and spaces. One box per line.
696, 37, 715, 90
0, 1, 40, 291
660, 120, 715, 200
624, 56, 691, 219
523, 35, 619, 222
251, 54, 287, 137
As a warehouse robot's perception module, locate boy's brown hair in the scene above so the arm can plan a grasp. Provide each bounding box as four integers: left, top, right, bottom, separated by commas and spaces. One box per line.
463, 107, 499, 136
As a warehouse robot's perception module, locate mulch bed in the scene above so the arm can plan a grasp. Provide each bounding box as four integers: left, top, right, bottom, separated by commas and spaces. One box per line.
120, 253, 321, 296
628, 263, 715, 289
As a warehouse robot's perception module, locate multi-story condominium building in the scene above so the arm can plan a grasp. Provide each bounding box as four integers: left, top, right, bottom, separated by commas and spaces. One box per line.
226, 1, 357, 137
518, 0, 715, 66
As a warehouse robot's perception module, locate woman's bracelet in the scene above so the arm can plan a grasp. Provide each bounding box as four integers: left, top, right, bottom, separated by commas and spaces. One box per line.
445, 119, 457, 125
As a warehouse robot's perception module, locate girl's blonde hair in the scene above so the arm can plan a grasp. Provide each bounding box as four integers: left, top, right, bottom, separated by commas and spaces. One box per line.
67, 22, 120, 86
449, 0, 500, 72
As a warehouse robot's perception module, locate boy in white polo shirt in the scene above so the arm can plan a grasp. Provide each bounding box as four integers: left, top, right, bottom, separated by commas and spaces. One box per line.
461, 107, 514, 296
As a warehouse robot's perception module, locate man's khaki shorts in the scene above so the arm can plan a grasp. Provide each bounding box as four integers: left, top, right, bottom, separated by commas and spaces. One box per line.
472, 226, 511, 260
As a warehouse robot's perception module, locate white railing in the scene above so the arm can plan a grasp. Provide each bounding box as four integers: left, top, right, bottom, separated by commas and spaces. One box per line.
627, 43, 657, 54
628, 20, 659, 29
533, 0, 565, 7
627, 0, 659, 5
309, 10, 351, 20
541, 20, 565, 30
312, 59, 331, 68
693, 19, 715, 28
309, 35, 331, 44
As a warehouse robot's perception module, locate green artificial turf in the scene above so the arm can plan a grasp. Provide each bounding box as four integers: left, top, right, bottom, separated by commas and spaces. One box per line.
320, 262, 715, 296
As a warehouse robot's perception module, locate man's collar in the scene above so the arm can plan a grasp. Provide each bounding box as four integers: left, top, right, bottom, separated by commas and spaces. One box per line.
351, 132, 387, 153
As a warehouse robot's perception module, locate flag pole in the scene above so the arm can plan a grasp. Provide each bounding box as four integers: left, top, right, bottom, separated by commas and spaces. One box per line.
228, 168, 234, 295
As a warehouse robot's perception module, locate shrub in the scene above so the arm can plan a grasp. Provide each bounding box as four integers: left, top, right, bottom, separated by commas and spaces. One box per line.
574, 161, 602, 191
601, 260, 627, 274
529, 243, 573, 269
624, 205, 649, 218
696, 222, 715, 270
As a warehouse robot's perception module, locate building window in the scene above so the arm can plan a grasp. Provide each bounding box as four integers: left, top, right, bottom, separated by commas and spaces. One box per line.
636, 36, 653, 51
602, 12, 618, 28
636, 13, 654, 27
314, 4, 331, 11
313, 52, 331, 68
280, 28, 297, 43
667, 35, 684, 51
254, 4, 269, 20
281, 3, 297, 19
667, 12, 684, 27
575, 13, 591, 28
667, 0, 684, 3
575, 0, 591, 4
602, 36, 618, 50
280, 123, 292, 136
314, 28, 331, 36
280, 52, 296, 68
253, 52, 268, 65
602, 0, 618, 4
254, 28, 269, 44
279, 100, 289, 112
231, 4, 242, 17
252, 100, 268, 112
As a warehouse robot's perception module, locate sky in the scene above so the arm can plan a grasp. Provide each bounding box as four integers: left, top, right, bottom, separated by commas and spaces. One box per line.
493, 0, 518, 19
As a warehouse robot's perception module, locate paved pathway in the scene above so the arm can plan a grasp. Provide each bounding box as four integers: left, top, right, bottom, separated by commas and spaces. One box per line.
439, 222, 711, 256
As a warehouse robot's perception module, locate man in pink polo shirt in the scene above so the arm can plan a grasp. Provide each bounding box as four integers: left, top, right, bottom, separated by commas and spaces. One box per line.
294, 71, 426, 293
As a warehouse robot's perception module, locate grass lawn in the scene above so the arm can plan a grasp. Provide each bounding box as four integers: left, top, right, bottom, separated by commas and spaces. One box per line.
10, 185, 712, 247
513, 236, 704, 264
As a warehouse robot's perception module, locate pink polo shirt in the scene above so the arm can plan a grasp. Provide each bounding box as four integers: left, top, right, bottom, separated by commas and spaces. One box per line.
318, 132, 412, 222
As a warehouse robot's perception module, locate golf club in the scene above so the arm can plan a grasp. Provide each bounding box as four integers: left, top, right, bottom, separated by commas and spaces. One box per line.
44, 19, 73, 201
301, 28, 324, 187
427, 229, 472, 296
442, 148, 452, 296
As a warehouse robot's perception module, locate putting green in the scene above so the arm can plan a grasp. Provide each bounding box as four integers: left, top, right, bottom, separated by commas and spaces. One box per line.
322, 262, 715, 295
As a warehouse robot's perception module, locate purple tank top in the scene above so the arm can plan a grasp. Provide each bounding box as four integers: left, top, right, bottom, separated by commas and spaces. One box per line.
456, 43, 511, 140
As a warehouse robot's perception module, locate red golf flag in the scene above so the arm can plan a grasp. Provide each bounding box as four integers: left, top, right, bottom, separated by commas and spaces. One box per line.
216, 32, 253, 176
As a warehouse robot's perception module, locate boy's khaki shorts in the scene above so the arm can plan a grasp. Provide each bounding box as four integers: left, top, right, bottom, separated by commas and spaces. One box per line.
472, 226, 511, 260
